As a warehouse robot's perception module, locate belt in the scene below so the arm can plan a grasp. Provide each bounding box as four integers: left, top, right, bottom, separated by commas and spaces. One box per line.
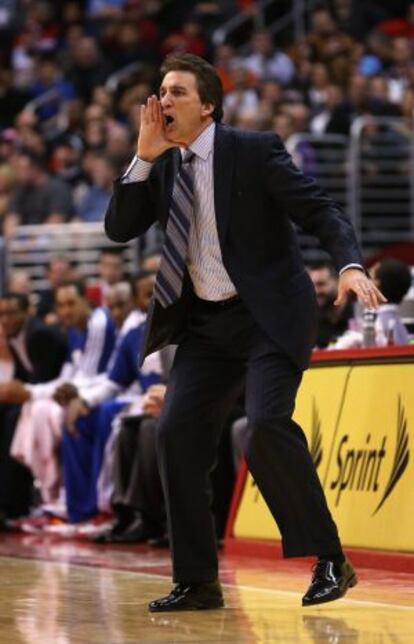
193, 294, 241, 309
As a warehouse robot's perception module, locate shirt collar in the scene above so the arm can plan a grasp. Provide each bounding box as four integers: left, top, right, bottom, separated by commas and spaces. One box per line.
181, 121, 215, 161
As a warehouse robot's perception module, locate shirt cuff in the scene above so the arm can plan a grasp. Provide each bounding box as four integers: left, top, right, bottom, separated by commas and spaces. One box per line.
339, 263, 364, 275
121, 155, 153, 183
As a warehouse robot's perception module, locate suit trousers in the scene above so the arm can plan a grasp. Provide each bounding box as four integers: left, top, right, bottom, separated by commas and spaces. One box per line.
156, 296, 341, 583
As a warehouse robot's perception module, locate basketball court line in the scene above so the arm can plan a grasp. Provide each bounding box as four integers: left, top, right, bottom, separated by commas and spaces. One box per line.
3, 555, 412, 612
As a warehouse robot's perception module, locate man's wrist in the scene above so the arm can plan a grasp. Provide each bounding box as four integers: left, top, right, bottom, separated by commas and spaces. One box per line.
137, 152, 156, 163
122, 155, 153, 183
339, 264, 365, 276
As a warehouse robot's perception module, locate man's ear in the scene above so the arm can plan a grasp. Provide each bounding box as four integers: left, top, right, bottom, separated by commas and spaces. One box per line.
201, 103, 214, 117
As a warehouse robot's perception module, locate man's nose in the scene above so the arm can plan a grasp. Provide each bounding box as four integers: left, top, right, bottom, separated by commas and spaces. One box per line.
161, 93, 172, 108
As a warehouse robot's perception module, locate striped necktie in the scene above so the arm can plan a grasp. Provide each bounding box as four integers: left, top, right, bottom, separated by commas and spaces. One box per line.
154, 150, 195, 308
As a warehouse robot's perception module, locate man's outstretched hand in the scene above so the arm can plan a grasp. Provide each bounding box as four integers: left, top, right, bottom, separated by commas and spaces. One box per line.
335, 269, 387, 308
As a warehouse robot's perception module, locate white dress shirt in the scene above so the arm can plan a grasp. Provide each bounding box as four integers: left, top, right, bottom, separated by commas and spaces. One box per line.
123, 122, 237, 300
122, 123, 363, 296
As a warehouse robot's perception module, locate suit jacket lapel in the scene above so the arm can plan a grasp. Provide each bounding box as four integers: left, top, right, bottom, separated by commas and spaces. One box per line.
213, 125, 235, 247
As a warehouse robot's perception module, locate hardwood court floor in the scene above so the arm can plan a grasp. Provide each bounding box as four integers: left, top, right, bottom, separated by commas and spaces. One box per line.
0, 534, 413, 643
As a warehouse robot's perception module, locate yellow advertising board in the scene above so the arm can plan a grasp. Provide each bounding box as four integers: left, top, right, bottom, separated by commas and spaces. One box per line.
233, 365, 351, 540
232, 362, 414, 552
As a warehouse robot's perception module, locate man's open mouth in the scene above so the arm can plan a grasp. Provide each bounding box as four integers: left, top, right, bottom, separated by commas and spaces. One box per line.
164, 115, 174, 126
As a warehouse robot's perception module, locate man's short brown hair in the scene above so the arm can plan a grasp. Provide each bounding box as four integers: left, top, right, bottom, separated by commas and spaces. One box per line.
160, 53, 223, 122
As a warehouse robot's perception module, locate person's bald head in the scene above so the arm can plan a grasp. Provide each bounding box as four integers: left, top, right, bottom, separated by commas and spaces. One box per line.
106, 281, 133, 328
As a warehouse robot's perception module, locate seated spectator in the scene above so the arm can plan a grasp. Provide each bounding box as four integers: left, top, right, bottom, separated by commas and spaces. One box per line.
0, 161, 16, 231
0, 292, 67, 524
37, 255, 75, 323
7, 270, 33, 298
99, 275, 148, 366
12, 111, 47, 158
66, 36, 110, 104
272, 110, 317, 177
290, 7, 356, 86
161, 16, 208, 59
0, 280, 116, 506
0, 127, 17, 163
25, 0, 61, 55
0, 291, 68, 388
332, 258, 412, 349
282, 101, 311, 134
93, 378, 239, 546
399, 87, 414, 136
386, 36, 413, 104
242, 30, 295, 86
95, 383, 167, 543
0, 324, 13, 383
86, 0, 127, 21
235, 109, 264, 131
0, 68, 30, 129
112, 19, 159, 68
307, 261, 354, 348
54, 271, 161, 524
106, 123, 132, 168
77, 154, 117, 222
376, 2, 414, 39
214, 43, 245, 94
29, 54, 77, 121
256, 79, 284, 124
309, 84, 350, 136
88, 247, 126, 305
49, 137, 87, 209
106, 281, 136, 334
308, 62, 331, 110
223, 65, 259, 125
4, 149, 74, 237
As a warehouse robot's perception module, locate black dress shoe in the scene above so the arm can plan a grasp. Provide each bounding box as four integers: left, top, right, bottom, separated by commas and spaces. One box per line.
92, 518, 151, 544
147, 534, 169, 548
148, 581, 224, 612
91, 520, 126, 543
108, 517, 153, 543
302, 558, 358, 606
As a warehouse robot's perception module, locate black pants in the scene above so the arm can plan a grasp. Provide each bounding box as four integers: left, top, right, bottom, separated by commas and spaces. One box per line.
112, 416, 165, 532
113, 413, 238, 539
156, 296, 341, 583
0, 404, 33, 518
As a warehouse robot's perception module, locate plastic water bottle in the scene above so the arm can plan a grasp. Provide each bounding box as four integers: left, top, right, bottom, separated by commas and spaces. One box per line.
362, 308, 377, 347
386, 319, 396, 346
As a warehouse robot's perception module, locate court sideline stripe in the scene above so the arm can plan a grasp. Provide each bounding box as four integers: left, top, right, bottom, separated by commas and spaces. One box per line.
2, 556, 413, 612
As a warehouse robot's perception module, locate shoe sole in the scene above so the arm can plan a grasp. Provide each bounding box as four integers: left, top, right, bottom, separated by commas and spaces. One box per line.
148, 599, 224, 613
302, 574, 358, 607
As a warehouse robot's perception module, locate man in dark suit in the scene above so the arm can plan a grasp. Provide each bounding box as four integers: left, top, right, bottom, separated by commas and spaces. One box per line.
0, 292, 67, 522
105, 54, 385, 611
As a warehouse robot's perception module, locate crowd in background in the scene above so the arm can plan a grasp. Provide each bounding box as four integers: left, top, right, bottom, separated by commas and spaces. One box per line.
1, 1, 414, 236
0, 0, 413, 537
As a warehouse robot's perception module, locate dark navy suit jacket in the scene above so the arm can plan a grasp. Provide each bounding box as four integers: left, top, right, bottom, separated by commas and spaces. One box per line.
105, 124, 363, 369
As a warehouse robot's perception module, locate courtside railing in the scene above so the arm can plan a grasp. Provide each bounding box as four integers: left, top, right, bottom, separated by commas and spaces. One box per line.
5, 222, 139, 292
288, 116, 414, 258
